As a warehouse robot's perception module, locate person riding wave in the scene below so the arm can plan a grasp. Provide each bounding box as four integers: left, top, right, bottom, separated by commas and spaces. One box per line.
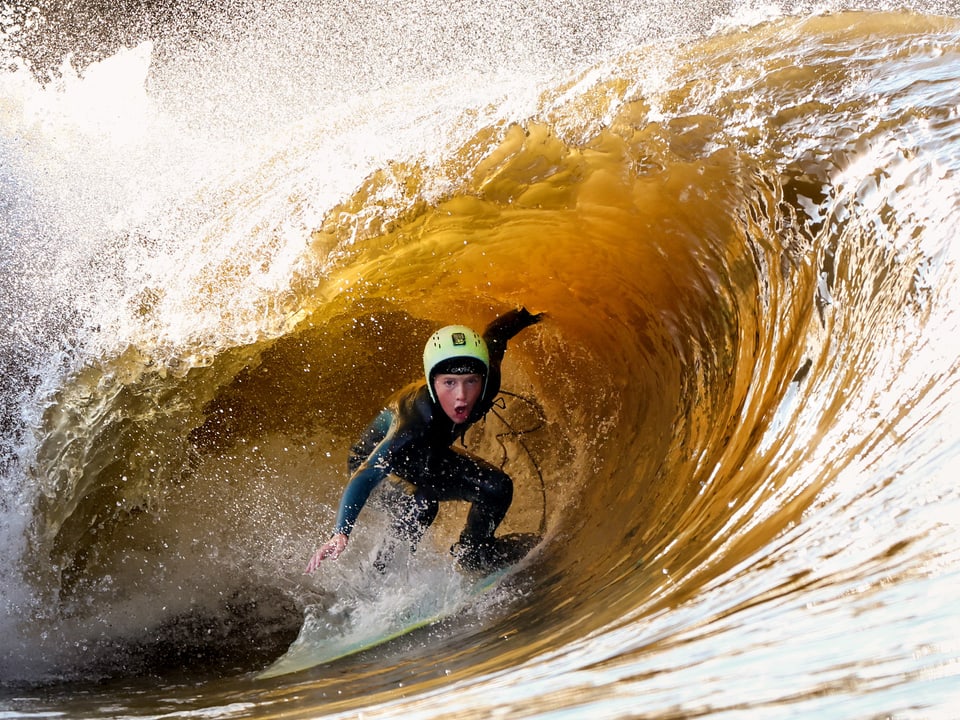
305, 307, 544, 573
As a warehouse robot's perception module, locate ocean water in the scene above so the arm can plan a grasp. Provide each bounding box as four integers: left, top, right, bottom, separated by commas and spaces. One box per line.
1, 1, 959, 717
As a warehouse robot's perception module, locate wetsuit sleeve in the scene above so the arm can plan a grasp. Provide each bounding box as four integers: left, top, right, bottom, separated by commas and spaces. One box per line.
332, 462, 387, 537
482, 307, 544, 365
332, 399, 425, 536
477, 307, 544, 409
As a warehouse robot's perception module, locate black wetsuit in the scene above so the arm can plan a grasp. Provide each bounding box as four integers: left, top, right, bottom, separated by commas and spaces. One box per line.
331, 308, 542, 553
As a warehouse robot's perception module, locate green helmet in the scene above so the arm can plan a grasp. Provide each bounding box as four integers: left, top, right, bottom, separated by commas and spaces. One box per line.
423, 325, 490, 403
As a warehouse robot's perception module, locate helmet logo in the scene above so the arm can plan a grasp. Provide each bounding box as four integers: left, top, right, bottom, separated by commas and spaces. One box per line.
451, 332, 467, 346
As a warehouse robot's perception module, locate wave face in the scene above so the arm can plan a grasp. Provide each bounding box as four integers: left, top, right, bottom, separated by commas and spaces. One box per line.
2, 2, 960, 717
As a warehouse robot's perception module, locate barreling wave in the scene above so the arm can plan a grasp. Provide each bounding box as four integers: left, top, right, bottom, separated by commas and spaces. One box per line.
1, 6, 959, 718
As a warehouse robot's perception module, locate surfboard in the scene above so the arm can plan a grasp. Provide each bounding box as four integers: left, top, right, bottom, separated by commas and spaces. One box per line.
257, 533, 540, 680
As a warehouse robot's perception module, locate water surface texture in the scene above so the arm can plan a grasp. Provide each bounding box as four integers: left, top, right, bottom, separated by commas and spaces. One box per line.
1, 1, 959, 717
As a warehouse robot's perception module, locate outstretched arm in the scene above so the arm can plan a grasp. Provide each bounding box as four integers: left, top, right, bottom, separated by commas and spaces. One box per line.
304, 419, 400, 573
478, 307, 545, 407
483, 307, 545, 365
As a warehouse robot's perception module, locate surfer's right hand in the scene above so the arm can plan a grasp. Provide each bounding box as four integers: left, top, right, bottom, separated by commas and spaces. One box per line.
305, 533, 348, 573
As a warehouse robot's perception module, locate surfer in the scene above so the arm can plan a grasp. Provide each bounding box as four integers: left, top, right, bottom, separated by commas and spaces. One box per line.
305, 307, 544, 574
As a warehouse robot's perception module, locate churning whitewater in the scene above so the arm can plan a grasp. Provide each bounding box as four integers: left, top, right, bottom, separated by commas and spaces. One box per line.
1, 1, 959, 718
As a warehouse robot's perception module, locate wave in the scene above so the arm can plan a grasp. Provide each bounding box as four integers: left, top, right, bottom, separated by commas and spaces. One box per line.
1, 4, 959, 717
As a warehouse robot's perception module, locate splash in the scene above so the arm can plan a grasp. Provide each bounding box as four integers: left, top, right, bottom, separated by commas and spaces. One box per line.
1, 3, 960, 719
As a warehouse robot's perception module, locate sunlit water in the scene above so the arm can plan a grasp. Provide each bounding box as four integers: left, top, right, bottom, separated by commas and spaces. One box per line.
1, 1, 959, 718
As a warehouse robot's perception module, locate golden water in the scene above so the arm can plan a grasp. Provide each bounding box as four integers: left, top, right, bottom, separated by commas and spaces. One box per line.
1, 5, 959, 718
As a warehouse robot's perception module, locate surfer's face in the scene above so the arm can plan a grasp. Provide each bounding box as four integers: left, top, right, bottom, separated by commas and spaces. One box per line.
433, 373, 483, 424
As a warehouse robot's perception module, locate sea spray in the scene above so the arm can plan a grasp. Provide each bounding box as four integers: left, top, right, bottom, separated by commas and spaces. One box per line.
1, 5, 960, 719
